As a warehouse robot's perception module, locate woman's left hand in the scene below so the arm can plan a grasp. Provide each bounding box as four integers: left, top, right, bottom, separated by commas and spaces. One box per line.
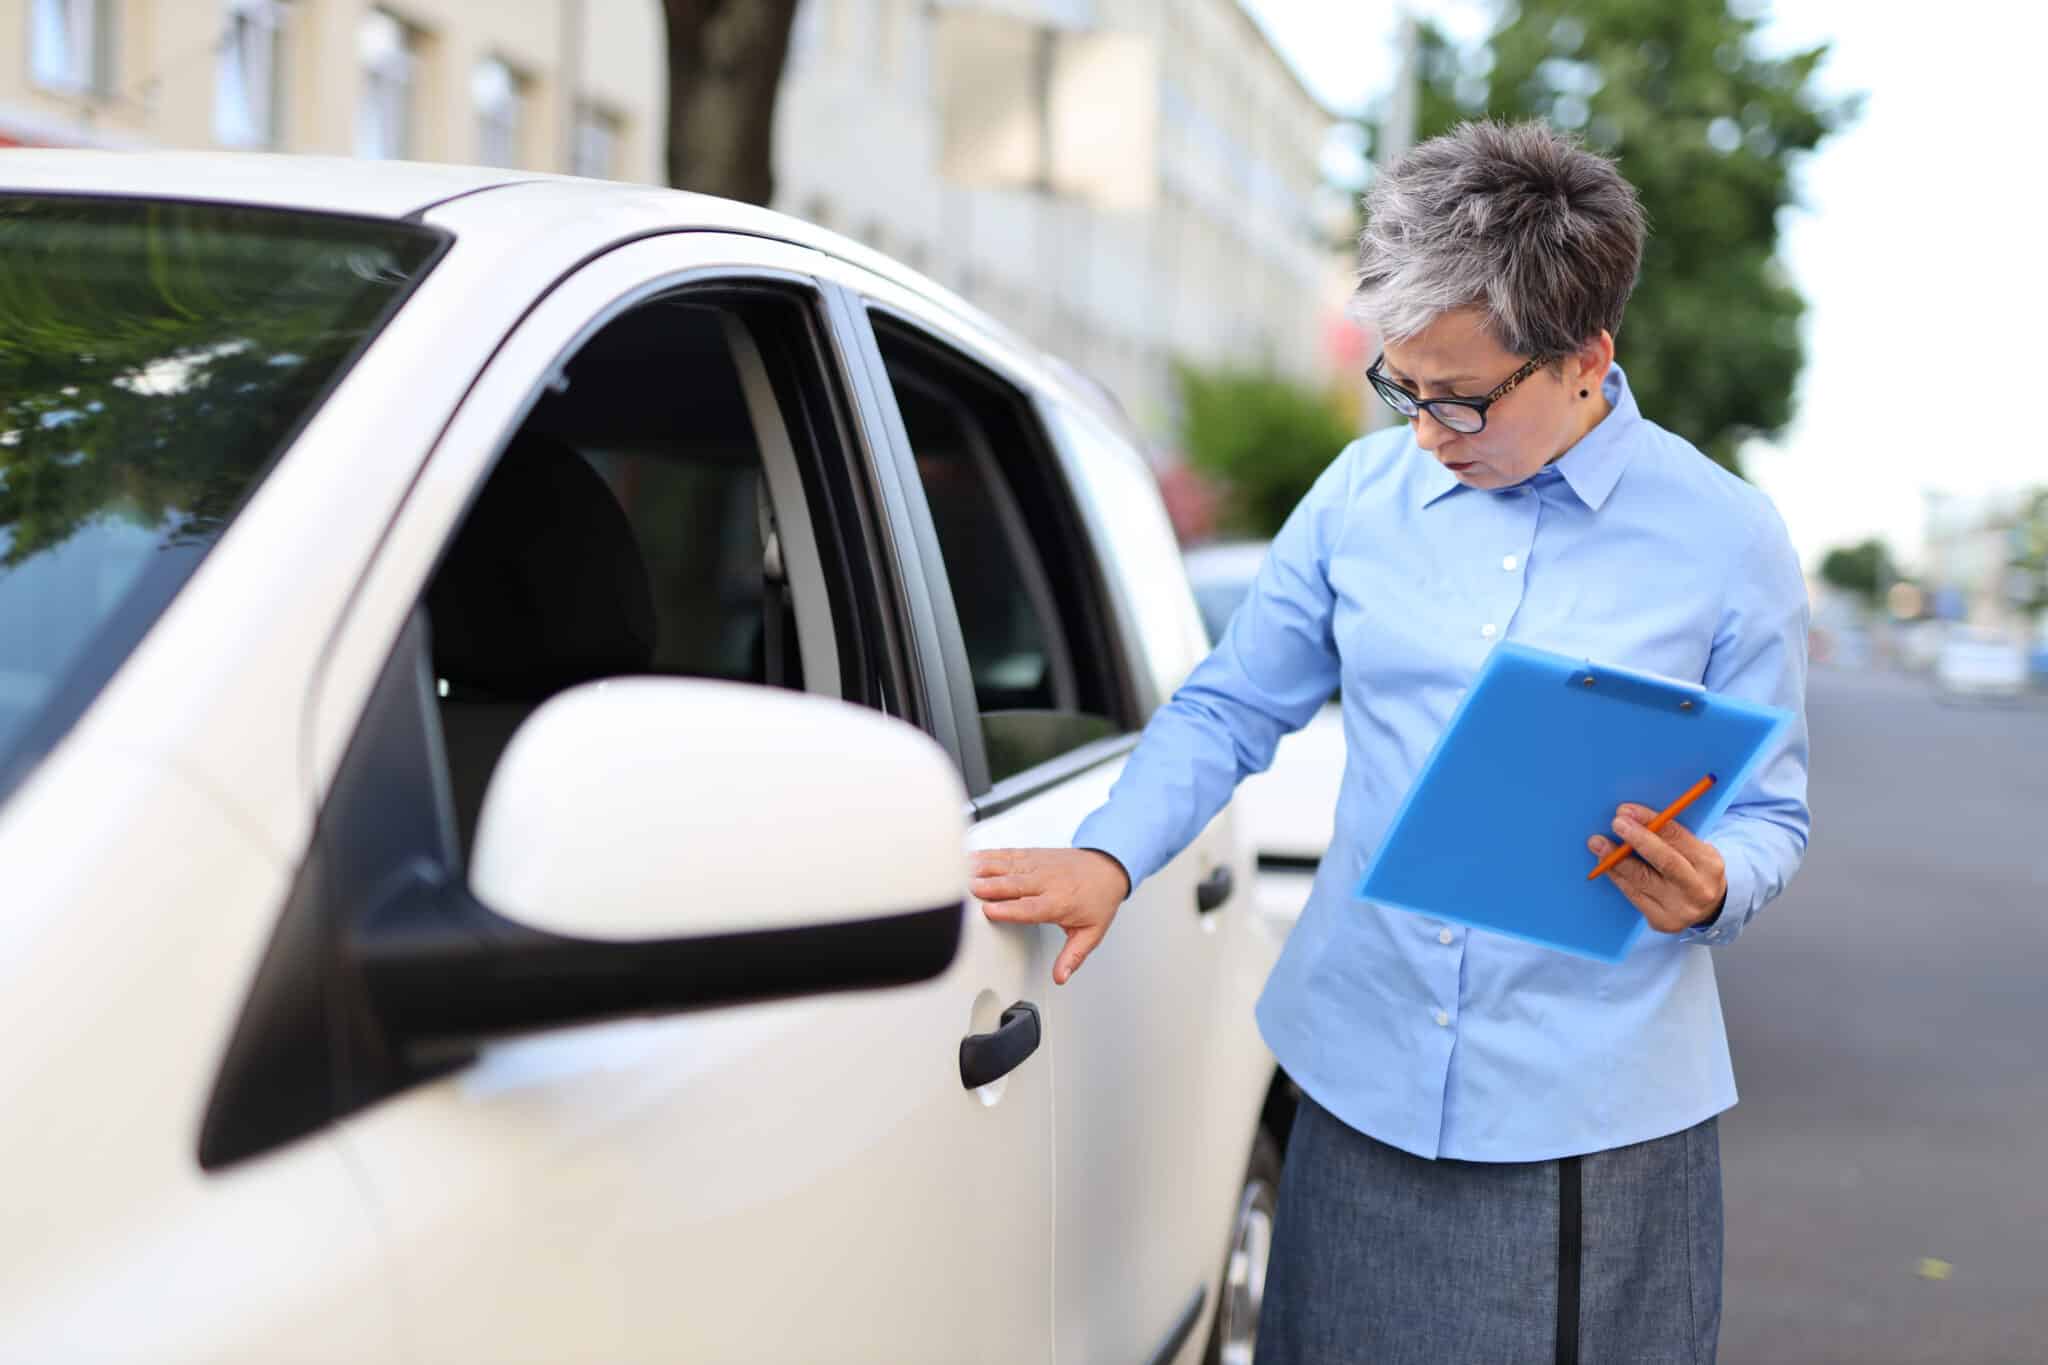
1587, 804, 1728, 934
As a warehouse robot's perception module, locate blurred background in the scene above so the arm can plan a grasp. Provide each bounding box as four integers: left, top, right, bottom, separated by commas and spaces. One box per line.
4, 0, 2043, 1358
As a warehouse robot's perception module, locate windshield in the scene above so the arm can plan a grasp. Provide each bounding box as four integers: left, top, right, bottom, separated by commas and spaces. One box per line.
0, 195, 444, 803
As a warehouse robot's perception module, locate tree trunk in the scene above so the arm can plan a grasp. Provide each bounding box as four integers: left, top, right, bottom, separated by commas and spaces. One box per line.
660, 0, 800, 206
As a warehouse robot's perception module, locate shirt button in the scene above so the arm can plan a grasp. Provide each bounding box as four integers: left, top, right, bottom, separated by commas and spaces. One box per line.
1480, 623, 1498, 639
1439, 927, 1454, 945
1501, 554, 1518, 571
1434, 1010, 1451, 1028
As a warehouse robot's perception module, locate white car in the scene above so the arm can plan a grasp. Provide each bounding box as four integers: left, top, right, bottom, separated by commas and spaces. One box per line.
0, 152, 1291, 1364
1934, 629, 2030, 700
1182, 541, 1347, 927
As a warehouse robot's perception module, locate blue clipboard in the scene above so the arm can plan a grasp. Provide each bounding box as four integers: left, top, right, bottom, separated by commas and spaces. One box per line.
1356, 641, 1792, 962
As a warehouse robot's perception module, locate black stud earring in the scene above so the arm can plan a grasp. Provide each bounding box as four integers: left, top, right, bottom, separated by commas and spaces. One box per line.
1579, 389, 1589, 398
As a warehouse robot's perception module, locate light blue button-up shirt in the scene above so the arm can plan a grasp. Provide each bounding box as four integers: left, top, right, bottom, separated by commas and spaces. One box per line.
1074, 365, 1810, 1161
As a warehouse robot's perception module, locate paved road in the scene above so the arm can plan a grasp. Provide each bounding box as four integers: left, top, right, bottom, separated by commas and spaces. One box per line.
1717, 666, 2048, 1363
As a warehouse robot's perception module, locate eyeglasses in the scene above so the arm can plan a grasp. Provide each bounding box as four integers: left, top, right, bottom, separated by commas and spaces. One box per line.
1367, 353, 1548, 434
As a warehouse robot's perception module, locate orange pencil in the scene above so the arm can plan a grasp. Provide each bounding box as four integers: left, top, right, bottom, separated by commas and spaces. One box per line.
1587, 773, 1716, 881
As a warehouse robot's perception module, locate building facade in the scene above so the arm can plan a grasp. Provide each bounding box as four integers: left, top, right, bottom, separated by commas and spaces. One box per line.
777, 0, 1353, 438
3, 0, 1354, 447
0, 0, 664, 179
1921, 488, 2048, 638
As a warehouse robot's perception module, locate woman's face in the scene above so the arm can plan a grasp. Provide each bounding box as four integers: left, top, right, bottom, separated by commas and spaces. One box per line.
1378, 308, 1612, 491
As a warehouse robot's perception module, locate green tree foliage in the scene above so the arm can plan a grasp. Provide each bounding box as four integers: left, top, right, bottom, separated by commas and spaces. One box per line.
2006, 487, 2048, 615
1175, 363, 1357, 539
1818, 537, 1895, 606
1368, 0, 1860, 476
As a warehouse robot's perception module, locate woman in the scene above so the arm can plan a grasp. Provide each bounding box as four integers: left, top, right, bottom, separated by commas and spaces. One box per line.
971, 121, 1810, 1362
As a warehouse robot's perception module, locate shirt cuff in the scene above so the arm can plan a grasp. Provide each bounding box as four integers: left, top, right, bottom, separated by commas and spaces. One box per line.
1071, 804, 1164, 900
1679, 843, 1756, 946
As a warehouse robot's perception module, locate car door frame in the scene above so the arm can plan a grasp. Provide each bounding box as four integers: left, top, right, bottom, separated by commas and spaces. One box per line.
266, 228, 1058, 1362
822, 291, 1147, 812
823, 281, 1263, 1365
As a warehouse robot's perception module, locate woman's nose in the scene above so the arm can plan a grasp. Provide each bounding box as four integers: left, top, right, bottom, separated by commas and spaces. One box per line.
1410, 409, 1455, 451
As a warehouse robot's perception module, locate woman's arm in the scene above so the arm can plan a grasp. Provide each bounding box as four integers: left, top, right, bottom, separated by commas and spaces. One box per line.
974, 440, 1363, 982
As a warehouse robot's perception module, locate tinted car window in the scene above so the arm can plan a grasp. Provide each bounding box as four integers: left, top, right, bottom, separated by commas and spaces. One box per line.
0, 196, 442, 802
873, 322, 1132, 786
424, 294, 860, 852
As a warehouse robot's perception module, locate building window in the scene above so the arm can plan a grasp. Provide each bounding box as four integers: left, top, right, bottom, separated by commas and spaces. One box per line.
570, 103, 621, 179
29, 0, 110, 94
472, 57, 526, 168
355, 10, 417, 160
214, 0, 282, 148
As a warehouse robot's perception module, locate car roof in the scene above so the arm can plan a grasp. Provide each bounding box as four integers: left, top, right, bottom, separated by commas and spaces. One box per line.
0, 149, 1129, 432
0, 149, 533, 219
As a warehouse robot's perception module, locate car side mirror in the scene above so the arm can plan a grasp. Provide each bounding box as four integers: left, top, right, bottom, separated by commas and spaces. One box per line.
356, 679, 969, 1053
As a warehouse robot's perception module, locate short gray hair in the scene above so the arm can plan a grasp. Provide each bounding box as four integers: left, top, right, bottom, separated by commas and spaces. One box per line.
1353, 120, 1647, 357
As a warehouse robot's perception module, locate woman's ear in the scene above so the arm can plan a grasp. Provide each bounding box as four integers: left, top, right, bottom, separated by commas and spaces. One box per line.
1573, 331, 1616, 394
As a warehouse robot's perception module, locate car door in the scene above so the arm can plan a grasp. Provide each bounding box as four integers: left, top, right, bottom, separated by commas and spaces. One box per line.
298, 230, 1057, 1363
840, 292, 1275, 1365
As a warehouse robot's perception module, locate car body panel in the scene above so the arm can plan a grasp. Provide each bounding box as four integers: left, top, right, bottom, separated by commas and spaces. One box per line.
287, 224, 1056, 1362
1019, 409, 1277, 1365
828, 254, 1270, 1365
0, 156, 1279, 1363
0, 148, 527, 217
0, 747, 397, 1362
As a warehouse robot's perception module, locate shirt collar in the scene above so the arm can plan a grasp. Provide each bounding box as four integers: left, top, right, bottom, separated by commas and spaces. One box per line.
1414, 363, 1642, 512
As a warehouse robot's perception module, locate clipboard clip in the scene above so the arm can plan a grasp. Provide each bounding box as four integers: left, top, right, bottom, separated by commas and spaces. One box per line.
1566, 665, 1707, 716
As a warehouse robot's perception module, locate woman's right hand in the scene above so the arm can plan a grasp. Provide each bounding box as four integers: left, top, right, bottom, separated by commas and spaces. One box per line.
970, 847, 1130, 985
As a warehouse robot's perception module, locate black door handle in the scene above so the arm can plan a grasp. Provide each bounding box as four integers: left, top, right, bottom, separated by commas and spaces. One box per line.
1196, 865, 1234, 913
959, 1002, 1041, 1090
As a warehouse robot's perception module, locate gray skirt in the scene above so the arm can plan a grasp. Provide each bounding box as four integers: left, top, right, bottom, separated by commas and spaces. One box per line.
1259, 1094, 1722, 1364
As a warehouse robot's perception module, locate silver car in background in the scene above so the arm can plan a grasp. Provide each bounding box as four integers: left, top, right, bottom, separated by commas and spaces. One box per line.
1182, 540, 1347, 928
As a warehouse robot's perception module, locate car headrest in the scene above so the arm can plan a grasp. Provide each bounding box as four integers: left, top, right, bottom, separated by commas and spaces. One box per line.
426, 432, 657, 700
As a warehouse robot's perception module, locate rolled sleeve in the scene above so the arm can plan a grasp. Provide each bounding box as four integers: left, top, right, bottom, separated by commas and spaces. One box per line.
1071, 444, 1355, 892
1680, 509, 1812, 946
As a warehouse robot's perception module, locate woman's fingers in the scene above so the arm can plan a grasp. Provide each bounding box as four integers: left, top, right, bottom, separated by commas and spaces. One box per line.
1611, 813, 1690, 883
1610, 859, 1686, 931
1590, 833, 1696, 933
969, 848, 1024, 880
980, 894, 1055, 925
1054, 922, 1110, 985
969, 871, 1038, 902
971, 847, 1126, 983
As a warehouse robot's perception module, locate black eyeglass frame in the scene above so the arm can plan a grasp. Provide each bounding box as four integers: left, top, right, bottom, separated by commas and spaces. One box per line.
1366, 352, 1550, 434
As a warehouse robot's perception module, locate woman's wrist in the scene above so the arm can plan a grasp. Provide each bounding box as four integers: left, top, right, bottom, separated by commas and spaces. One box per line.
1078, 847, 1132, 901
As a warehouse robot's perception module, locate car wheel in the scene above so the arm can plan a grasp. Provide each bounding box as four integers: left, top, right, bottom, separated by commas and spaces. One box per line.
1203, 1127, 1283, 1365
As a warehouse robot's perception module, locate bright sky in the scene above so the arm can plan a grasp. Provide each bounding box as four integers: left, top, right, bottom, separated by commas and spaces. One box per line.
1242, 0, 2048, 573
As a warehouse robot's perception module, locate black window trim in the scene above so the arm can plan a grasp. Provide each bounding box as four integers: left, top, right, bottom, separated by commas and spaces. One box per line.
694, 282, 908, 714
821, 285, 982, 791
406, 265, 907, 721
974, 732, 1141, 820
881, 360, 1082, 714
850, 298, 1143, 809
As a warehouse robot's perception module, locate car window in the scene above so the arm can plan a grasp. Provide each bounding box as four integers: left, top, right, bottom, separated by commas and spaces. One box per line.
0, 195, 442, 805
425, 291, 869, 851
1041, 400, 1210, 710
872, 320, 1131, 787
